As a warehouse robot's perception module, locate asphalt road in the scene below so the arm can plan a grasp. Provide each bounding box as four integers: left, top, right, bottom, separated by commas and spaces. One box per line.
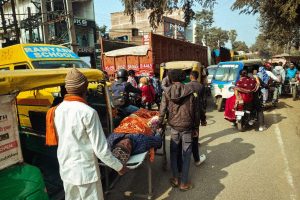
107, 96, 300, 200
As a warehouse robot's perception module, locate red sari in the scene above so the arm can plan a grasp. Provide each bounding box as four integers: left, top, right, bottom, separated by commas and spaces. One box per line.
224, 77, 257, 121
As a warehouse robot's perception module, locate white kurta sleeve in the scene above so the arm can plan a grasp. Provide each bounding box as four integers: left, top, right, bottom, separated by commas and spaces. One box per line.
266, 71, 280, 82
85, 110, 123, 172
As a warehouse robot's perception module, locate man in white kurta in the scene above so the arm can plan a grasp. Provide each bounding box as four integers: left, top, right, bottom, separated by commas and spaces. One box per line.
54, 68, 125, 200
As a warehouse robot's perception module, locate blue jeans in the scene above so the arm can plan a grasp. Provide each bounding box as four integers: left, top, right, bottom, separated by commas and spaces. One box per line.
121, 105, 139, 115
170, 128, 192, 184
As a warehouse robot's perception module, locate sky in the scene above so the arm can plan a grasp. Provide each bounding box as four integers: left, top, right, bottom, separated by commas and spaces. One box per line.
94, 0, 259, 47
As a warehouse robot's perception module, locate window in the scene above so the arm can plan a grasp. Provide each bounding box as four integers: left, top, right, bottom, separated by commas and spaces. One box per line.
32, 60, 90, 69
0, 67, 10, 71
14, 64, 30, 70
215, 64, 239, 82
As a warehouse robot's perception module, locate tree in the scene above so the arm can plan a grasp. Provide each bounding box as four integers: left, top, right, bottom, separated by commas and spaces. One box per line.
194, 9, 214, 45
121, 0, 217, 28
232, 41, 248, 52
228, 29, 237, 49
231, 0, 300, 50
206, 27, 229, 49
97, 25, 107, 36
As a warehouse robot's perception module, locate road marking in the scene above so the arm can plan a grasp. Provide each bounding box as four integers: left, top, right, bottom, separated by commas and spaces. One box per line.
272, 111, 297, 200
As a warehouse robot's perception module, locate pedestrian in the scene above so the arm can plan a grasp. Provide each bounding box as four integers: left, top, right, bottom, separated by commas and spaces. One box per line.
151, 73, 163, 108
158, 69, 199, 191
128, 69, 138, 88
161, 70, 171, 92
140, 77, 155, 110
186, 71, 207, 166
46, 68, 127, 200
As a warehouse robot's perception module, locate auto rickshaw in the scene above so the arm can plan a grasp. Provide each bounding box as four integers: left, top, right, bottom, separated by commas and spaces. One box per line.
160, 61, 205, 83
211, 59, 262, 111
0, 68, 114, 199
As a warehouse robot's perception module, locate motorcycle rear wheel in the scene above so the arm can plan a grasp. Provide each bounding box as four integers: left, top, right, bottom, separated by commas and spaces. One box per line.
292, 86, 297, 101
237, 120, 245, 132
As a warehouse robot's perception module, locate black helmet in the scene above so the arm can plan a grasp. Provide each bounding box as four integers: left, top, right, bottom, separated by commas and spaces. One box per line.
117, 69, 128, 78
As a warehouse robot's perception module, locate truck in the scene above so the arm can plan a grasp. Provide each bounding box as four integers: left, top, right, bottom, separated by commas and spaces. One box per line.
102, 33, 208, 76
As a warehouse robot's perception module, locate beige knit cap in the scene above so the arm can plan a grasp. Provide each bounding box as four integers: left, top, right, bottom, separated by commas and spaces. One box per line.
65, 68, 88, 94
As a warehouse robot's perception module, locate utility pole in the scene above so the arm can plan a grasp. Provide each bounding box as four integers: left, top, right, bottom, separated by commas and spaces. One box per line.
0, 5, 7, 37
41, 0, 49, 43
27, 7, 33, 43
65, 0, 78, 53
11, 0, 20, 43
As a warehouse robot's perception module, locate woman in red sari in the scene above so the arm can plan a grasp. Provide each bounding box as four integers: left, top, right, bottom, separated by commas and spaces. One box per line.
224, 70, 259, 121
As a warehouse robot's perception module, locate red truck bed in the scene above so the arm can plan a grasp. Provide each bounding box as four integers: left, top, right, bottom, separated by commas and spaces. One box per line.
102, 33, 208, 76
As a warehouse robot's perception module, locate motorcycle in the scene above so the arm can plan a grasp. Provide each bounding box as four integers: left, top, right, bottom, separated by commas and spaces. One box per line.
235, 101, 256, 132
283, 79, 299, 100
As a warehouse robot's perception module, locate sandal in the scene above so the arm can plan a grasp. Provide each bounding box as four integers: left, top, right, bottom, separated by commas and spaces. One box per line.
179, 183, 193, 192
169, 178, 179, 187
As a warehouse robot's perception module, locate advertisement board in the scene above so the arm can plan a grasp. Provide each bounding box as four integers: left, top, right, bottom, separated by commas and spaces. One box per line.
23, 46, 79, 59
0, 95, 23, 170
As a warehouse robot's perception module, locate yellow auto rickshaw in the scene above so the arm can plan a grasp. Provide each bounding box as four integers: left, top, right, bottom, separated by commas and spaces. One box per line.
160, 61, 205, 83
0, 68, 114, 199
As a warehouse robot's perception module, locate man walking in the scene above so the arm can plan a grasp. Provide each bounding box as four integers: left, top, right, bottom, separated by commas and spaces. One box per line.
47, 68, 127, 200
158, 69, 199, 191
186, 71, 207, 166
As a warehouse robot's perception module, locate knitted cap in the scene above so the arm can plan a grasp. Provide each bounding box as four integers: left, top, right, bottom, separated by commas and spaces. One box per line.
65, 68, 88, 94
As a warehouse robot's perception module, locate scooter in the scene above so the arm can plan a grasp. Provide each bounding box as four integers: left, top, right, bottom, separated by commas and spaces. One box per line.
234, 101, 256, 132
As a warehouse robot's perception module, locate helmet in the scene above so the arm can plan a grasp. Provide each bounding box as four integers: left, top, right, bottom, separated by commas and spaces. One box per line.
264, 62, 272, 69
116, 69, 128, 78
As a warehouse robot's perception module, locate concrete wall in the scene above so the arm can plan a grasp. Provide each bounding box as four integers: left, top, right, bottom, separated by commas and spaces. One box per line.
109, 9, 183, 41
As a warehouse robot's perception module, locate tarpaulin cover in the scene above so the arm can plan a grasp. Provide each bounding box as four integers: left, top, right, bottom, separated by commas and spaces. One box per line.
105, 45, 149, 57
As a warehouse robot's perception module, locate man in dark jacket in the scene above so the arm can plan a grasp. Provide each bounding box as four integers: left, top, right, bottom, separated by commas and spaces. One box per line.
158, 69, 199, 191
186, 71, 207, 166
112, 69, 141, 115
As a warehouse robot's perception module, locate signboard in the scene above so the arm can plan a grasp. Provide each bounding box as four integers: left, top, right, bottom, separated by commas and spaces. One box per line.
0, 95, 23, 170
142, 35, 150, 45
23, 46, 79, 59
74, 18, 88, 26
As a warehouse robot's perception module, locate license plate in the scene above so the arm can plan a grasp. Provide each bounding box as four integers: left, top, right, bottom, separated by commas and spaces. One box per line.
235, 111, 244, 116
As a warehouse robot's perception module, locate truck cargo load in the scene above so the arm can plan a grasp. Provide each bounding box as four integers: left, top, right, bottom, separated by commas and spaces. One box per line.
102, 33, 208, 76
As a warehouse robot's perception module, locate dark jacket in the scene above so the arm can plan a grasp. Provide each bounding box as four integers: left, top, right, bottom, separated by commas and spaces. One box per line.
112, 79, 141, 107
159, 82, 199, 131
186, 80, 206, 122
161, 76, 171, 92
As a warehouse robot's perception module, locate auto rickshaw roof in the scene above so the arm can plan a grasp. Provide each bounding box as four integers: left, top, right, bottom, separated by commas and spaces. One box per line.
0, 68, 104, 95
162, 61, 202, 70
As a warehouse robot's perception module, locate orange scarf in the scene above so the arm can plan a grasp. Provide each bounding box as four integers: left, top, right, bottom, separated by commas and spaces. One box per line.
46, 95, 88, 146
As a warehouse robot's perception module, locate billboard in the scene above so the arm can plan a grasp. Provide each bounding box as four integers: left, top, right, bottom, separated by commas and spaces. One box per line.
0, 95, 23, 170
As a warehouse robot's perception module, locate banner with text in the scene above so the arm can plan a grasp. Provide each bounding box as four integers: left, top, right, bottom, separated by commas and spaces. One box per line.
0, 95, 23, 170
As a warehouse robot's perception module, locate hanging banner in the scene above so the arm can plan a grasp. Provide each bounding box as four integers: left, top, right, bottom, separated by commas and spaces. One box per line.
0, 95, 23, 170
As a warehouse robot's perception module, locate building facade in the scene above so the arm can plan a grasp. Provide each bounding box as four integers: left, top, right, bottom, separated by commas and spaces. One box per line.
109, 9, 186, 44
0, 0, 97, 66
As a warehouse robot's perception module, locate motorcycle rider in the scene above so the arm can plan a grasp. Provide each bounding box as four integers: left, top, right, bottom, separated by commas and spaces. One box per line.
273, 62, 285, 97
111, 69, 141, 115
258, 63, 279, 104
286, 62, 298, 81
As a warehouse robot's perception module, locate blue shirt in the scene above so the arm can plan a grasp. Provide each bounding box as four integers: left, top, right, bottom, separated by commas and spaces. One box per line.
286, 68, 297, 80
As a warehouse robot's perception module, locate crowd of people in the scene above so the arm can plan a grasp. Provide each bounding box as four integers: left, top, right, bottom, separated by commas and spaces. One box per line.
48, 62, 298, 199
